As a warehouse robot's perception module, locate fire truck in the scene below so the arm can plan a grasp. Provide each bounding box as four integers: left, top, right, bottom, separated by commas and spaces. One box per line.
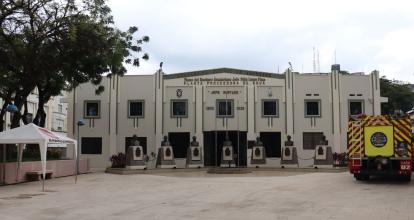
347, 114, 413, 181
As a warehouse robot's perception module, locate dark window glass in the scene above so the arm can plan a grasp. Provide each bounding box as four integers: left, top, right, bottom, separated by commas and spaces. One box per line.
349, 101, 363, 116
81, 137, 102, 154
263, 100, 278, 117
172, 100, 187, 117
85, 101, 100, 118
303, 132, 324, 150
217, 100, 233, 117
129, 101, 144, 117
305, 101, 320, 117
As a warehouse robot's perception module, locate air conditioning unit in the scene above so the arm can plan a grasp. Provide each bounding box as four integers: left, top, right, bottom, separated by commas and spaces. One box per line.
282, 146, 293, 161
191, 147, 201, 161
222, 146, 233, 161
163, 146, 174, 161
132, 146, 143, 161
252, 146, 263, 160
315, 145, 327, 160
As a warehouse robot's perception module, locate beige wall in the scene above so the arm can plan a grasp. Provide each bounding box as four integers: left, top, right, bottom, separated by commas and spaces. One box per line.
68, 68, 385, 169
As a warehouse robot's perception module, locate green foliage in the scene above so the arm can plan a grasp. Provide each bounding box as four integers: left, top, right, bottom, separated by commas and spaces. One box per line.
380, 76, 414, 114
0, 0, 149, 128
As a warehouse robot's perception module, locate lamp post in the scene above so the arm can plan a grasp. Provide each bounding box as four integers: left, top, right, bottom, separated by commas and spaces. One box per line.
2, 103, 18, 185
76, 120, 85, 174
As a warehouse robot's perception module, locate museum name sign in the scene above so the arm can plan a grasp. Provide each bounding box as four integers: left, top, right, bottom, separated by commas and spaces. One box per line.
183, 77, 266, 85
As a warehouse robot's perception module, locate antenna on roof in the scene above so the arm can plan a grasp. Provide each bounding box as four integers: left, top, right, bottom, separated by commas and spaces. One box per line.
288, 62, 293, 71
277, 65, 280, 74
317, 49, 320, 73
313, 47, 316, 73
334, 50, 337, 64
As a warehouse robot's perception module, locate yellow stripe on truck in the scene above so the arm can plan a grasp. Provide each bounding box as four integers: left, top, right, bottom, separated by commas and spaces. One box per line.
364, 125, 394, 157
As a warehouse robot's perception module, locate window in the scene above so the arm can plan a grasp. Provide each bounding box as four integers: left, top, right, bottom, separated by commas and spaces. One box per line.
262, 99, 278, 117
81, 137, 102, 154
56, 119, 64, 131
303, 132, 324, 150
128, 100, 144, 118
305, 100, 321, 117
349, 101, 363, 116
84, 101, 100, 118
171, 100, 188, 117
216, 99, 234, 117
58, 104, 63, 113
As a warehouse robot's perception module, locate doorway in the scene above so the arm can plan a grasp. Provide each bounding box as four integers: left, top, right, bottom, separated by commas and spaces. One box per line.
203, 131, 247, 166
168, 132, 190, 158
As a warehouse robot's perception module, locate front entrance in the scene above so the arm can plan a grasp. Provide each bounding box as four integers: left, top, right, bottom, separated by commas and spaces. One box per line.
203, 131, 247, 167
260, 132, 281, 157
168, 132, 190, 158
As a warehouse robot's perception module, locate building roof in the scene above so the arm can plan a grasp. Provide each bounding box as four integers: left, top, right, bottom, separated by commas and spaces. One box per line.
163, 67, 285, 79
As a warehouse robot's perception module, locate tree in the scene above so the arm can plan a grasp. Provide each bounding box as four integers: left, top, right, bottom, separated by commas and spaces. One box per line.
0, 0, 149, 130
380, 76, 414, 114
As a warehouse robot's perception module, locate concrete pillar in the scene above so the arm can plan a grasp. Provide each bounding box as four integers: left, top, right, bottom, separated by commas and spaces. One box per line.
195, 85, 203, 143
330, 65, 341, 153
371, 70, 381, 115
247, 85, 255, 140
154, 69, 164, 152
108, 75, 118, 157
285, 69, 294, 137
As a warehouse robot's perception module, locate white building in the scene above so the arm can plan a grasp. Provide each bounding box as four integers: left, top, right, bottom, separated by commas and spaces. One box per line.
67, 65, 387, 169
0, 91, 68, 134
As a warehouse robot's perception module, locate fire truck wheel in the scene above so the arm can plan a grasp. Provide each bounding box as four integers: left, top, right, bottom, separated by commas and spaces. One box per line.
354, 174, 369, 181
400, 175, 411, 182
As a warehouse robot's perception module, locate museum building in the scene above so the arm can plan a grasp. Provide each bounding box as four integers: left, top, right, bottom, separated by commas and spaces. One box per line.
67, 65, 387, 169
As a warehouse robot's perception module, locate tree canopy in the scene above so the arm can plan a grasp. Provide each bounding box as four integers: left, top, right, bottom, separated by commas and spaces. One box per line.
380, 76, 414, 114
0, 0, 149, 130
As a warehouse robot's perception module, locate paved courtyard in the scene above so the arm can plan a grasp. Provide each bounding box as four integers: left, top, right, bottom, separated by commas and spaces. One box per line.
0, 170, 414, 220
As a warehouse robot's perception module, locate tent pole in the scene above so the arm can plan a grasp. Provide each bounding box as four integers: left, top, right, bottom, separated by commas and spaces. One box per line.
15, 145, 18, 183
2, 144, 6, 185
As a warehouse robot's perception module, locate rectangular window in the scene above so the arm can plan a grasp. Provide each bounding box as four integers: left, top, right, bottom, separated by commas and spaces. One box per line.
216, 99, 234, 117
305, 100, 321, 117
58, 104, 63, 113
128, 100, 144, 118
349, 100, 363, 116
84, 100, 100, 118
81, 137, 102, 154
303, 132, 324, 150
262, 99, 278, 117
171, 100, 188, 117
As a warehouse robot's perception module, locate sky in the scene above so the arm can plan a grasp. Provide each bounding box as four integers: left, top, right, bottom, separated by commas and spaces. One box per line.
107, 0, 414, 83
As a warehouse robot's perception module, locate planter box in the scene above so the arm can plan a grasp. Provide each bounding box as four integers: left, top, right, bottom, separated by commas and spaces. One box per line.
0, 159, 89, 185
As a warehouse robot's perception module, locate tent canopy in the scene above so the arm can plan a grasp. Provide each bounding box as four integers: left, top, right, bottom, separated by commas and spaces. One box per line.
0, 123, 75, 144
0, 123, 77, 191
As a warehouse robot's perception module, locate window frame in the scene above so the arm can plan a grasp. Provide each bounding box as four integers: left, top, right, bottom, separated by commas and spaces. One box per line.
81, 137, 102, 154
84, 100, 101, 119
302, 132, 324, 150
348, 100, 364, 116
261, 99, 279, 118
304, 99, 321, 118
170, 99, 188, 118
216, 99, 234, 118
127, 100, 145, 118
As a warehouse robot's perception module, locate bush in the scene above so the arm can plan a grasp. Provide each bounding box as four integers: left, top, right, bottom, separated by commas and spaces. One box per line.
110, 152, 126, 168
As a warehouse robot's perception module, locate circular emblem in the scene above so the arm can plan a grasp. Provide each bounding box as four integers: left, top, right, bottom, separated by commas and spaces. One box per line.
284, 148, 291, 156
193, 148, 199, 157
176, 89, 183, 97
254, 148, 261, 157
135, 147, 141, 157
165, 148, 171, 157
225, 148, 231, 156
370, 132, 387, 148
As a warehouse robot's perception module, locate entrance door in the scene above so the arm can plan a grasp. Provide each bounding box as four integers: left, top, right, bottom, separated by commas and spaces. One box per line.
260, 132, 281, 157
168, 132, 190, 158
203, 131, 247, 166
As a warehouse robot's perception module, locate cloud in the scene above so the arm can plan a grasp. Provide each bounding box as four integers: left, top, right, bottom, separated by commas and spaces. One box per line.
108, 0, 414, 83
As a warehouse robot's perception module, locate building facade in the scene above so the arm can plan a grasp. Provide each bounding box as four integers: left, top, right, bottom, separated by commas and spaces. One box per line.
67, 65, 387, 169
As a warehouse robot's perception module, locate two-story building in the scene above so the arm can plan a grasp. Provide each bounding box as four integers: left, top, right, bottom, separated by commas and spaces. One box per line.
67, 64, 387, 169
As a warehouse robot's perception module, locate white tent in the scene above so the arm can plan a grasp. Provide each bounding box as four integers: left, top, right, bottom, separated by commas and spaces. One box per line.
0, 123, 77, 191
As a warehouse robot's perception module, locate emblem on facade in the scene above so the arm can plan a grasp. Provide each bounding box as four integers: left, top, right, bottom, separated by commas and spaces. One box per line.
176, 89, 183, 97
267, 88, 273, 97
